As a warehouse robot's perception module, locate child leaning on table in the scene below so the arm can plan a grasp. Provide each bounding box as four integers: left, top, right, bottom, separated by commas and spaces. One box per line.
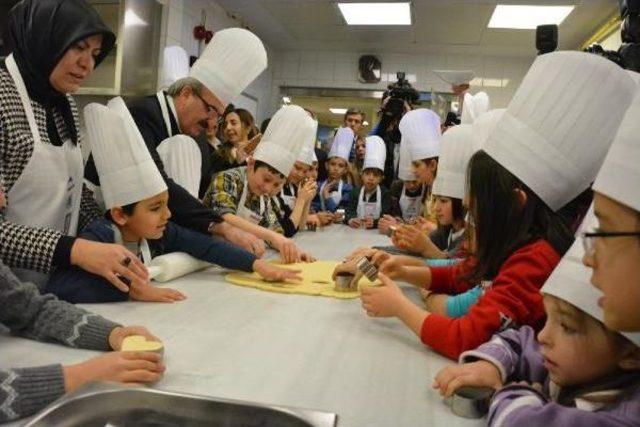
433, 232, 640, 426
46, 99, 301, 304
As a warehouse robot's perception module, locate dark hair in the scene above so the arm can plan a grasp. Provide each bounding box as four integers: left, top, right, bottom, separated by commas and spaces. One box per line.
224, 108, 257, 138
105, 202, 137, 221
451, 197, 465, 222
254, 160, 285, 179
344, 108, 365, 121
467, 151, 574, 282
362, 168, 384, 178
259, 118, 271, 134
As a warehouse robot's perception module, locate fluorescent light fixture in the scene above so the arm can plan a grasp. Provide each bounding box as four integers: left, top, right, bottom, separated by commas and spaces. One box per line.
488, 5, 574, 29
338, 2, 411, 26
330, 108, 348, 114
282, 96, 291, 103
124, 9, 148, 26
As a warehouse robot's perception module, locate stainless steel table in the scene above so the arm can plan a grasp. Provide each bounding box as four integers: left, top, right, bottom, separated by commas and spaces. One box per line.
1, 227, 483, 427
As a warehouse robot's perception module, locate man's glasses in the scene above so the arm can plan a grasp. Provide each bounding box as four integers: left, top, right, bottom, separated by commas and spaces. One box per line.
194, 91, 224, 118
581, 229, 640, 258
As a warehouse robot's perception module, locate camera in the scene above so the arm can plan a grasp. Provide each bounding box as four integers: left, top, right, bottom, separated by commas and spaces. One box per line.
382, 72, 420, 119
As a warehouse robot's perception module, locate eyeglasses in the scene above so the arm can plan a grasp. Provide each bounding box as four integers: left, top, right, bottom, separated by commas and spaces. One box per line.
194, 91, 224, 118
581, 230, 640, 258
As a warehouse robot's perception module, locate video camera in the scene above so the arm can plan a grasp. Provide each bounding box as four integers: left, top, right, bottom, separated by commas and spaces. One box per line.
381, 72, 420, 121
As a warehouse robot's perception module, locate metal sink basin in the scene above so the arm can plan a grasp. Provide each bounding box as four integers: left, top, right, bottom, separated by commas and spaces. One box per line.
25, 382, 337, 427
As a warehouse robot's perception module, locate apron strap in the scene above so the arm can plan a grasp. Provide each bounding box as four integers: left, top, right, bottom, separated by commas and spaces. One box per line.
6, 54, 42, 145
156, 91, 172, 137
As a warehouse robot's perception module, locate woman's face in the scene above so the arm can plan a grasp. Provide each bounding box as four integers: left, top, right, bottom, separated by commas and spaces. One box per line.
49, 34, 103, 94
224, 112, 248, 145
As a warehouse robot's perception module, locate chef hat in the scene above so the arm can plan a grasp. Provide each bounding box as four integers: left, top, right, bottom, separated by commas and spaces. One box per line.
399, 108, 441, 162
157, 135, 202, 198
363, 135, 386, 172
189, 28, 267, 105
461, 92, 490, 124
471, 109, 505, 153
85, 99, 167, 210
542, 208, 640, 346
593, 83, 640, 212
297, 119, 319, 166
254, 105, 317, 176
328, 127, 354, 162
483, 51, 636, 211
397, 135, 415, 181
161, 45, 190, 89
432, 124, 473, 200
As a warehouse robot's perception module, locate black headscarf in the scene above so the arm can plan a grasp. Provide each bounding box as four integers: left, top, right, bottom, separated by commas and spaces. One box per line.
3, 0, 115, 144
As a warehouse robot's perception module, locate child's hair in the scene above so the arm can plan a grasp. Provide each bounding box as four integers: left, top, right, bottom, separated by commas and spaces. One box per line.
105, 202, 137, 221
546, 294, 640, 407
467, 151, 574, 282
254, 160, 285, 179
362, 168, 383, 178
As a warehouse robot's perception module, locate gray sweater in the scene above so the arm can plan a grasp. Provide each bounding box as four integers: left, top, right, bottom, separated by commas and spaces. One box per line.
0, 260, 119, 422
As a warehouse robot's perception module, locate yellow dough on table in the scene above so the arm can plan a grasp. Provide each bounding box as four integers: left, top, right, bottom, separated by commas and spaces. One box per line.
121, 335, 164, 354
225, 260, 374, 299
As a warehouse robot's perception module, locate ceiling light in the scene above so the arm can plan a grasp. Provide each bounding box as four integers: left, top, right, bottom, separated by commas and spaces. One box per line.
124, 9, 148, 26
282, 96, 291, 103
330, 108, 348, 114
488, 5, 574, 30
338, 2, 411, 26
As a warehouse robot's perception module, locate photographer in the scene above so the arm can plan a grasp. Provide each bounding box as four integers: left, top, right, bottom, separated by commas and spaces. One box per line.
372, 72, 419, 187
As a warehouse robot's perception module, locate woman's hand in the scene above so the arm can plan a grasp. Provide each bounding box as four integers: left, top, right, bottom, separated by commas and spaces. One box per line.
63, 351, 165, 393
253, 259, 303, 282
129, 282, 185, 303
433, 361, 502, 398
108, 326, 160, 351
70, 239, 148, 292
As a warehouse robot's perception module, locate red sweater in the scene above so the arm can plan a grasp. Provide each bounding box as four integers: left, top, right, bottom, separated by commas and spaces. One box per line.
421, 239, 560, 360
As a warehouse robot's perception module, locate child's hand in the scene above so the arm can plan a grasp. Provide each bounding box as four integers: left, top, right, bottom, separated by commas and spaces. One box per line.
423, 292, 449, 316
395, 225, 430, 255
377, 255, 405, 280
271, 235, 306, 264
253, 259, 303, 282
108, 326, 160, 351
360, 273, 406, 317
433, 361, 503, 398
378, 215, 398, 235
345, 247, 377, 262
322, 180, 337, 198
348, 218, 362, 228
363, 217, 375, 229
298, 180, 317, 202
317, 211, 334, 225
63, 351, 165, 393
129, 282, 186, 303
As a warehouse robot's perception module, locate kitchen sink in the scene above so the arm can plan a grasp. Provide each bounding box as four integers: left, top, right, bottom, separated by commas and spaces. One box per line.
25, 383, 337, 427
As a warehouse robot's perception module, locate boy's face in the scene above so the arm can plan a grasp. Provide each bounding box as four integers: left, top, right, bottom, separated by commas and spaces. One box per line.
583, 192, 640, 331
288, 161, 310, 186
120, 191, 171, 240
412, 159, 437, 186
404, 180, 420, 193
362, 169, 382, 192
537, 295, 626, 387
327, 157, 348, 180
248, 164, 286, 197
306, 163, 318, 181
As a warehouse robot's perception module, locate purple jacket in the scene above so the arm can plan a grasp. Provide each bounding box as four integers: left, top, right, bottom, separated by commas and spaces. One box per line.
460, 326, 640, 427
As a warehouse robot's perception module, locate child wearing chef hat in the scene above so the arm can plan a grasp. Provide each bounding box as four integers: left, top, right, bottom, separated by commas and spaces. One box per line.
344, 136, 392, 229
46, 99, 301, 303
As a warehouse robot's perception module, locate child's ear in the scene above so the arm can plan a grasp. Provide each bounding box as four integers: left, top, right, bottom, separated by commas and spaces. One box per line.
618, 344, 640, 370
110, 207, 128, 226
514, 188, 528, 208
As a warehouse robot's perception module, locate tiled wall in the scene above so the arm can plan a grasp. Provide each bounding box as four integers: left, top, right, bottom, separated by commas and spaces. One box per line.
269, 50, 535, 112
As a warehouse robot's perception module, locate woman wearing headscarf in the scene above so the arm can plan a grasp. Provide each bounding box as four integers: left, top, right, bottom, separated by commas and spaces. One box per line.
0, 0, 148, 291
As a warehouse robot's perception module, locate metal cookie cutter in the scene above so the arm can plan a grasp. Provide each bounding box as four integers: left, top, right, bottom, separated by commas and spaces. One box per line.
356, 257, 378, 282
334, 272, 356, 292
449, 386, 493, 418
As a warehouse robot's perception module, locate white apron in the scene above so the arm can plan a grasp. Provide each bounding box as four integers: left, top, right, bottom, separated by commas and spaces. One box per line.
357, 186, 382, 219
237, 176, 266, 224
280, 183, 297, 210
399, 184, 425, 221
319, 180, 343, 211
4, 54, 83, 289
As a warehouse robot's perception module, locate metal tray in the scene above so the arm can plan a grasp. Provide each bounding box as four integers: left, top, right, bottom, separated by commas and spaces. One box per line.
24, 382, 338, 427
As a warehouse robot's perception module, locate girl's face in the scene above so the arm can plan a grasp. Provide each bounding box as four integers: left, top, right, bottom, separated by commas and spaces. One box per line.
306, 163, 319, 181
49, 34, 103, 94
583, 192, 640, 332
355, 139, 366, 160
537, 295, 630, 387
433, 196, 453, 226
412, 159, 437, 185
223, 112, 247, 144
327, 157, 348, 180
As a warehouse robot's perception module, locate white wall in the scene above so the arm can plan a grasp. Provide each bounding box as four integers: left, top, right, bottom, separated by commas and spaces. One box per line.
269, 49, 535, 112
160, 0, 274, 124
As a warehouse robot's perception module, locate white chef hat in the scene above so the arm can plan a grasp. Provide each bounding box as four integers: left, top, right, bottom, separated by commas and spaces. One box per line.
161, 45, 190, 89
254, 105, 317, 176
85, 98, 167, 210
363, 135, 386, 172
593, 81, 640, 212
541, 208, 640, 347
471, 109, 505, 153
189, 28, 267, 105
157, 135, 202, 198
483, 51, 636, 211
432, 124, 473, 200
297, 119, 319, 166
399, 109, 441, 162
398, 135, 415, 181
328, 127, 354, 162
461, 92, 490, 124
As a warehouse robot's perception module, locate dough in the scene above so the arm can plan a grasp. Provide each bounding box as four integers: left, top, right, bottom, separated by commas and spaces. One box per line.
121, 335, 164, 354
225, 260, 374, 299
